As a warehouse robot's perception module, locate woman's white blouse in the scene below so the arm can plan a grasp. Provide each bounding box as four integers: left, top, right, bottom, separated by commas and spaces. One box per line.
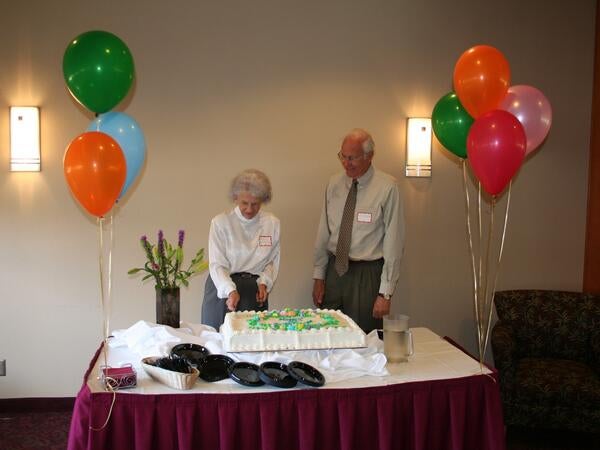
208, 206, 280, 299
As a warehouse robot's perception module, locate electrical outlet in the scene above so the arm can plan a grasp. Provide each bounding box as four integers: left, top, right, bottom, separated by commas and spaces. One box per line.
0, 359, 5, 376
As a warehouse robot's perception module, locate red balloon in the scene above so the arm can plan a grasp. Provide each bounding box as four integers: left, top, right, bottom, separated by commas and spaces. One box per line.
453, 45, 511, 118
467, 110, 526, 196
64, 131, 126, 217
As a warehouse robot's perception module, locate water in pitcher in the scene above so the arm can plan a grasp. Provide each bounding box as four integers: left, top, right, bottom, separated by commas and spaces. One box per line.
383, 314, 413, 363
383, 329, 413, 362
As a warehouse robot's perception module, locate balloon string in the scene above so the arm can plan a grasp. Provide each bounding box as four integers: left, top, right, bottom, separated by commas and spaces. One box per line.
97, 217, 108, 369
477, 182, 482, 296
94, 215, 117, 432
97, 215, 114, 371
477, 182, 485, 362
480, 196, 495, 365
462, 162, 482, 366
89, 380, 117, 431
482, 372, 497, 384
107, 214, 113, 342
482, 181, 512, 359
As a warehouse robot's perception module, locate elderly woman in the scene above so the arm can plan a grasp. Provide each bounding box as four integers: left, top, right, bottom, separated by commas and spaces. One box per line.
201, 169, 281, 330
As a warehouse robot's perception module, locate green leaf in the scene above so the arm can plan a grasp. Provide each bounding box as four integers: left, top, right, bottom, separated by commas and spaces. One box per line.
192, 261, 209, 273
131, 232, 209, 289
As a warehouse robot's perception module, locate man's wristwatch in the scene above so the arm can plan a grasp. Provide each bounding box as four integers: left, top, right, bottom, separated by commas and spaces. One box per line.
379, 293, 391, 300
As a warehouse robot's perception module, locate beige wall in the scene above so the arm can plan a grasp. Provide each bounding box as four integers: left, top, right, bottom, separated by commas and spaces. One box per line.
0, 0, 595, 397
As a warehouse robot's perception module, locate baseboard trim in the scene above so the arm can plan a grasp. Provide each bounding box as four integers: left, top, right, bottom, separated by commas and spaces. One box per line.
0, 397, 75, 413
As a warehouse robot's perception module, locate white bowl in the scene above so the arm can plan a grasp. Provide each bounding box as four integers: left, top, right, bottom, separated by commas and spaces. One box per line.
141, 357, 199, 390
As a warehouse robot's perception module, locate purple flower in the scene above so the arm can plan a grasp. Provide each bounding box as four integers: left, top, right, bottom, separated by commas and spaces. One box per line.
130, 228, 207, 290
158, 230, 165, 255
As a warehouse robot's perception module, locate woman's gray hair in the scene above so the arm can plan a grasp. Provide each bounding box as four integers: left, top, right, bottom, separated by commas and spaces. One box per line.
229, 169, 272, 203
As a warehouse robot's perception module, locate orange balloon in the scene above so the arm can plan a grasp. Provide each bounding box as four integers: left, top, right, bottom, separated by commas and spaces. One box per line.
64, 131, 126, 217
453, 45, 511, 118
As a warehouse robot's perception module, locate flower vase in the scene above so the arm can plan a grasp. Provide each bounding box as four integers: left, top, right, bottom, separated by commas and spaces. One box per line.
156, 287, 180, 328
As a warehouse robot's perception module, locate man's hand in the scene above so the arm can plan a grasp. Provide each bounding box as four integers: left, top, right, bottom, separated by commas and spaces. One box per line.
256, 283, 268, 306
312, 279, 325, 307
372, 295, 391, 318
226, 290, 240, 311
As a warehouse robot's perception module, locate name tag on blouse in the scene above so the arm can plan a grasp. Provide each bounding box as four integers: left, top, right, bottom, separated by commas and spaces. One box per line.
259, 235, 272, 246
357, 212, 372, 223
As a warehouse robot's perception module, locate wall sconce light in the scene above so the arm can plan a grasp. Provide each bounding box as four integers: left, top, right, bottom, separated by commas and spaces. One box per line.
405, 117, 431, 177
10, 106, 41, 172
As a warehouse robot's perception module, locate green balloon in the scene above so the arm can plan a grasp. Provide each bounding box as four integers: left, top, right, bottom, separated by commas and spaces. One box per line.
432, 92, 474, 159
63, 30, 135, 114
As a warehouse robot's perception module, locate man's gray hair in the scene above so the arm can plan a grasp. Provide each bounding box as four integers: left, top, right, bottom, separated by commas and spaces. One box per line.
343, 128, 375, 155
229, 169, 272, 203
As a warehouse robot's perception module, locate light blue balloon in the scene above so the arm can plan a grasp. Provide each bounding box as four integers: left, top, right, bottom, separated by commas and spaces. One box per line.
88, 112, 146, 199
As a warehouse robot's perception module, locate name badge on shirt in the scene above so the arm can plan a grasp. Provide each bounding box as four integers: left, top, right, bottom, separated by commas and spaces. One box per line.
357, 212, 372, 223
259, 235, 272, 246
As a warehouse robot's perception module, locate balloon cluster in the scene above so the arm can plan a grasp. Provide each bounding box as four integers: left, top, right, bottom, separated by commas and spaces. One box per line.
62, 30, 146, 217
432, 45, 552, 196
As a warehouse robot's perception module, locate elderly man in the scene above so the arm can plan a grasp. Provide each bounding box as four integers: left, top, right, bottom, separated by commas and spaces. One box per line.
312, 129, 404, 332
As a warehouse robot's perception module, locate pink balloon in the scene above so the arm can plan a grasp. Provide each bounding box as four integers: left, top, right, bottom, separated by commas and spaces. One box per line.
499, 85, 552, 155
467, 110, 527, 196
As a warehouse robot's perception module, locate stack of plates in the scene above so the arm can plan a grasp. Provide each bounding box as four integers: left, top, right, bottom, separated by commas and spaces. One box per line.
227, 360, 325, 389
170, 343, 210, 367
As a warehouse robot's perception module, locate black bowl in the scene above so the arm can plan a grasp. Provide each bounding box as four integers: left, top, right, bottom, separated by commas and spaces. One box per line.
171, 343, 210, 367
229, 362, 264, 387
198, 354, 235, 382
258, 361, 297, 389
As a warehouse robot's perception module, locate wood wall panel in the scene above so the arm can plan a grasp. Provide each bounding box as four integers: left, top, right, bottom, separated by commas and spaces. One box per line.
584, 0, 600, 293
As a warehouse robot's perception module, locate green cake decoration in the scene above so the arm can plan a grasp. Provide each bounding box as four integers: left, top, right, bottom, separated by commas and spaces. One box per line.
247, 308, 341, 331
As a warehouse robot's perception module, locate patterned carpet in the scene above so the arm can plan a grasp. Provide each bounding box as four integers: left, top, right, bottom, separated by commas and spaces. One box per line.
0, 411, 72, 450
506, 427, 600, 450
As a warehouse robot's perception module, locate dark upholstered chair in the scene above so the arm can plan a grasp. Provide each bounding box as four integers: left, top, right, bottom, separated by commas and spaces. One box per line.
491, 290, 600, 433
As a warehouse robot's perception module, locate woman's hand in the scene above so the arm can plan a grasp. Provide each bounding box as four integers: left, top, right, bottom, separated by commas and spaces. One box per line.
226, 290, 240, 311
256, 283, 268, 306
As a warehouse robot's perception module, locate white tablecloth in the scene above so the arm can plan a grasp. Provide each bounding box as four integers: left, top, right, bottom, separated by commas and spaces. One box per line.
88, 325, 489, 394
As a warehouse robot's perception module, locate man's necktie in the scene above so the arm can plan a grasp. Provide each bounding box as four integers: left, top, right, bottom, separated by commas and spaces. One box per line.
334, 180, 358, 276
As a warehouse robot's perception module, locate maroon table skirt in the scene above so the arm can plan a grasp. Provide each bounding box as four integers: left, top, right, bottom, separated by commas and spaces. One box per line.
68, 345, 506, 450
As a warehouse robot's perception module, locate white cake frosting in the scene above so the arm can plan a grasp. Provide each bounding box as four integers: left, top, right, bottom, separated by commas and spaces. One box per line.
221, 308, 366, 352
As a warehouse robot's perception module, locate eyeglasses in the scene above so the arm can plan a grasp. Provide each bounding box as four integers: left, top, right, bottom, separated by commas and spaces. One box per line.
337, 151, 365, 163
